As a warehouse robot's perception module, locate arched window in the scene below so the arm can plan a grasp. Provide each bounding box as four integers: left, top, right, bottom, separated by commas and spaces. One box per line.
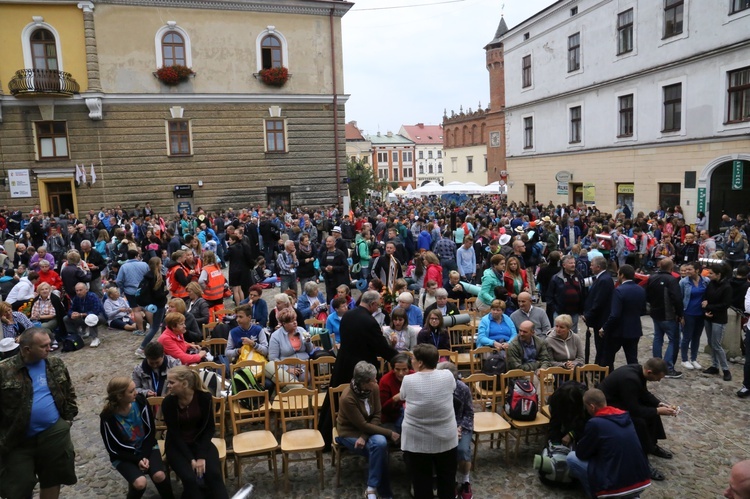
261, 34, 282, 69
162, 32, 186, 66
471, 124, 478, 144
31, 29, 58, 70
445, 129, 452, 148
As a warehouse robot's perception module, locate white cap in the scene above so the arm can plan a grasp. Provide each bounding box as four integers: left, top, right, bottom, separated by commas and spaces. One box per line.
0, 337, 19, 353
85, 314, 99, 327
332, 226, 342, 233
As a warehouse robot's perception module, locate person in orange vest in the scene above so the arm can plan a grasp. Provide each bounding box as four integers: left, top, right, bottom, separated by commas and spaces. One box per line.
166, 250, 191, 302
199, 251, 227, 312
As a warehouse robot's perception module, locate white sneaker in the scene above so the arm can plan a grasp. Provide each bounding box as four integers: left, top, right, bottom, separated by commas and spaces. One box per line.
90, 338, 101, 348
135, 347, 145, 359
691, 360, 703, 370
681, 361, 694, 370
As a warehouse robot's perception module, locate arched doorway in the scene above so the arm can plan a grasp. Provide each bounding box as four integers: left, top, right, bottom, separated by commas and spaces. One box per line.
709, 159, 750, 231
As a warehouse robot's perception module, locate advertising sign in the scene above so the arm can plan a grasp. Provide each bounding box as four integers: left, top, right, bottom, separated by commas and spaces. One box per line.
8, 169, 32, 198
732, 160, 743, 190
583, 183, 596, 205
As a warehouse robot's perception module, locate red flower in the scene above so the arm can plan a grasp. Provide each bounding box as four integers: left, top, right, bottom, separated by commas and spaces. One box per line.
156, 65, 194, 86
258, 66, 289, 87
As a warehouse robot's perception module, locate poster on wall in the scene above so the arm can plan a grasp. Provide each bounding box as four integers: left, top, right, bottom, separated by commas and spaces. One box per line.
557, 182, 568, 196
583, 183, 596, 205
8, 169, 32, 198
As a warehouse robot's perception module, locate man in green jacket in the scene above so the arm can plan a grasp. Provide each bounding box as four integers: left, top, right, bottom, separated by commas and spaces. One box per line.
507, 320, 552, 373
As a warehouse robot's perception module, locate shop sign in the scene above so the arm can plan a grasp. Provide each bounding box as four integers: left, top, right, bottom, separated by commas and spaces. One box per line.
583, 183, 596, 205
617, 183, 635, 194
555, 170, 573, 183
697, 188, 706, 213
177, 201, 192, 214
8, 169, 32, 198
732, 160, 743, 190
557, 182, 568, 196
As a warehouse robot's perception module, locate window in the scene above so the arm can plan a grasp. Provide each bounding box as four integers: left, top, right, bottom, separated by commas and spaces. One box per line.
377, 152, 388, 164
731, 0, 750, 14
522, 55, 532, 88
617, 9, 634, 54
663, 83, 682, 132
35, 121, 68, 159
570, 6, 578, 16
362, 156, 368, 164
161, 32, 186, 66
378, 166, 388, 179
261, 34, 283, 69
658, 183, 681, 209
727, 67, 750, 123
523, 116, 534, 149
467, 157, 473, 173
618, 94, 634, 137
403, 166, 413, 179
568, 33, 581, 72
451, 158, 457, 173
523, 32, 530, 40
664, 0, 683, 38
392, 151, 399, 163
31, 29, 58, 70
418, 150, 424, 159
403, 151, 413, 163
569, 106, 582, 143
428, 150, 433, 159
438, 162, 443, 173
168, 120, 191, 156
484, 156, 488, 172
419, 164, 424, 174
437, 150, 442, 158
428, 164, 434, 174
265, 119, 286, 153
393, 168, 399, 181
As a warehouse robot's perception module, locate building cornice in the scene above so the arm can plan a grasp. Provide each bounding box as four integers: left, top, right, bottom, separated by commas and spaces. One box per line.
0, 93, 350, 106
90, 0, 353, 17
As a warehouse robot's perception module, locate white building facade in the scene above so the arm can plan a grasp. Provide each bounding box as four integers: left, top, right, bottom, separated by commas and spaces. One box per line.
500, 0, 750, 230
398, 124, 445, 186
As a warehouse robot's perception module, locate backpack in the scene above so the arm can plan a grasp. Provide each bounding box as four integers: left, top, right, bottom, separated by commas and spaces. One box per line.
231, 367, 265, 409
481, 350, 507, 378
135, 276, 152, 307
198, 369, 223, 397
351, 239, 363, 265
61, 333, 85, 352
534, 441, 574, 487
505, 378, 538, 421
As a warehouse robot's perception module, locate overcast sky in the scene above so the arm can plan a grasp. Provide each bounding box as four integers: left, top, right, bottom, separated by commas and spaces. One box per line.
341, 0, 557, 136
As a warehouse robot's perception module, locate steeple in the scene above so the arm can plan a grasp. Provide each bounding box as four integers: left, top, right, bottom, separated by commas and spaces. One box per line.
485, 16, 508, 49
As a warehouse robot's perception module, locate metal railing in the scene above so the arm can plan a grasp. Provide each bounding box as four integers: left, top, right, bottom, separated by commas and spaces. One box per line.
8, 69, 80, 96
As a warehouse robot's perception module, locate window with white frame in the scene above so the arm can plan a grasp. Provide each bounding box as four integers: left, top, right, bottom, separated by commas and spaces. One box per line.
451, 158, 457, 173
568, 33, 581, 72
663, 83, 682, 132
265, 119, 286, 153
378, 166, 389, 179
167, 120, 191, 156
731, 0, 750, 14
664, 0, 683, 38
418, 150, 424, 159
31, 29, 58, 70
438, 162, 443, 173
377, 152, 388, 164
727, 66, 750, 123
393, 168, 399, 181
569, 106, 582, 143
255, 28, 288, 72
523, 117, 534, 149
522, 55, 532, 88
419, 164, 424, 174
618, 94, 634, 137
155, 24, 192, 68
403, 166, 413, 179
428, 150, 433, 159
35, 121, 69, 159
428, 164, 434, 174
392, 151, 399, 163
467, 157, 473, 173
617, 9, 634, 55
403, 151, 413, 163
484, 156, 488, 172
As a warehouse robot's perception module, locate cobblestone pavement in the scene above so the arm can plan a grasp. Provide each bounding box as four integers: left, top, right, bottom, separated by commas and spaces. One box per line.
46, 289, 745, 498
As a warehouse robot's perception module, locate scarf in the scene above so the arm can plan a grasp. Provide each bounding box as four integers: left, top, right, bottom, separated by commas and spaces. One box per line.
387, 255, 398, 293
350, 379, 371, 400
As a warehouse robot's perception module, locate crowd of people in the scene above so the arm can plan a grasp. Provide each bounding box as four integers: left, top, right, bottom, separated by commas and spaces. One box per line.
0, 197, 749, 498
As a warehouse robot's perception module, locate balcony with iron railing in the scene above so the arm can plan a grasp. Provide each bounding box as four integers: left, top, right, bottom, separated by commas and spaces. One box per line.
8, 69, 80, 97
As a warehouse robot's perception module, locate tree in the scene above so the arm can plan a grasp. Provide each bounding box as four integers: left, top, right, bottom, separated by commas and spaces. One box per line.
347, 157, 376, 204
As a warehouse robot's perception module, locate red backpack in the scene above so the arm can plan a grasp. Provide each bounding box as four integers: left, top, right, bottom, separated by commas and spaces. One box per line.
505, 379, 539, 421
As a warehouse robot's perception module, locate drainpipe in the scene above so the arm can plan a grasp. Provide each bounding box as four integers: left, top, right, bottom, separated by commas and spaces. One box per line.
330, 7, 341, 207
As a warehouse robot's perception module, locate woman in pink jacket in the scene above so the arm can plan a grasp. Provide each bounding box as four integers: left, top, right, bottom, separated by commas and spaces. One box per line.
157, 312, 206, 365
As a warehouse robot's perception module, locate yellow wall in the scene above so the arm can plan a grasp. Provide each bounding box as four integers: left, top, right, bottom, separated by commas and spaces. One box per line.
0, 4, 88, 94
93, 4, 345, 95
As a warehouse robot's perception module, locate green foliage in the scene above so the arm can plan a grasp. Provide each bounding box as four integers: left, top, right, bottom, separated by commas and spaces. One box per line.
347, 158, 377, 203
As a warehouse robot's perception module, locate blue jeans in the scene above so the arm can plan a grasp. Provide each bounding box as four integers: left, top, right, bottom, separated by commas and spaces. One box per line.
705, 321, 729, 371
681, 314, 704, 362
652, 319, 678, 370
336, 435, 392, 497
141, 306, 165, 349
566, 451, 592, 498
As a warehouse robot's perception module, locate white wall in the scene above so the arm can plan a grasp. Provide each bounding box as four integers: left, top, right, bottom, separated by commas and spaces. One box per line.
443, 144, 488, 184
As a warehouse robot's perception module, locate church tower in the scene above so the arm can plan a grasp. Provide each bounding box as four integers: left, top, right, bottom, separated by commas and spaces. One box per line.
484, 17, 508, 185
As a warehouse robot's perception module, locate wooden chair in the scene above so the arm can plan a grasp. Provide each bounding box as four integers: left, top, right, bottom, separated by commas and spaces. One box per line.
465, 297, 477, 312
462, 373, 512, 468
229, 359, 267, 388
537, 367, 575, 418
328, 384, 365, 487
147, 396, 168, 472
448, 324, 475, 370
500, 369, 550, 457
269, 358, 310, 412
304, 318, 326, 329
202, 321, 220, 340
201, 338, 228, 359
575, 364, 610, 388
277, 387, 325, 492
468, 346, 495, 374
211, 396, 228, 480
210, 308, 233, 322
437, 349, 458, 364
310, 355, 336, 408
228, 389, 279, 487
446, 298, 460, 309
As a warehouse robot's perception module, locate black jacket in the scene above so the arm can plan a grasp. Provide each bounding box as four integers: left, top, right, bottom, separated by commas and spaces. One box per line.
646, 271, 683, 321
81, 248, 106, 281
162, 390, 215, 460
100, 394, 157, 464
583, 272, 614, 331
704, 278, 732, 324
545, 270, 586, 315
599, 364, 660, 421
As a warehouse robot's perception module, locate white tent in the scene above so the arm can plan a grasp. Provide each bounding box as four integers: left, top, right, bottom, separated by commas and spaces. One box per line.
392, 187, 406, 196
438, 181, 471, 194
407, 181, 443, 197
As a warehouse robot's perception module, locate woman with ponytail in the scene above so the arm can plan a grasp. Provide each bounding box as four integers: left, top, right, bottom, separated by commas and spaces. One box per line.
134, 256, 169, 359
162, 366, 228, 499
100, 376, 174, 499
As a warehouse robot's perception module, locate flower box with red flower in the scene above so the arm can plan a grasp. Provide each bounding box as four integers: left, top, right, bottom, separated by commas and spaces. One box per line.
257, 66, 289, 87
155, 65, 195, 86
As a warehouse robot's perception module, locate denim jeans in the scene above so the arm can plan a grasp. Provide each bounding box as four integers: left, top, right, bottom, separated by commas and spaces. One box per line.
141, 306, 165, 349
566, 451, 592, 498
680, 314, 704, 362
652, 319, 678, 370
336, 435, 392, 497
705, 321, 729, 371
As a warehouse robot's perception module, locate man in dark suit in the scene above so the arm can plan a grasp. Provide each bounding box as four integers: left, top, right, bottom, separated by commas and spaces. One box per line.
601, 264, 647, 371
583, 256, 614, 366
423, 288, 460, 325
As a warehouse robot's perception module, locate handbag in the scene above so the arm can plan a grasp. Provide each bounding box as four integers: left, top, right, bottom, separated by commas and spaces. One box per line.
238, 344, 267, 376
481, 349, 507, 377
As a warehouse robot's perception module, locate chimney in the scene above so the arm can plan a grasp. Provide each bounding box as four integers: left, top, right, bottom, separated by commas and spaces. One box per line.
417, 123, 424, 128
387, 131, 393, 137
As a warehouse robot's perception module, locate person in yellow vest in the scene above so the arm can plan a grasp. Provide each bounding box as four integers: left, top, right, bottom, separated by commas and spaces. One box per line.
166, 250, 191, 302
198, 251, 227, 319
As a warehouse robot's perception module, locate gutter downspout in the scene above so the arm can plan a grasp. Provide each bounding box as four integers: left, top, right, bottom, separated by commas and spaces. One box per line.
330, 7, 341, 207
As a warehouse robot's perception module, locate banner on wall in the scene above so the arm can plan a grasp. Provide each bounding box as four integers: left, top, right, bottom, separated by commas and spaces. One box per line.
697, 187, 706, 213
557, 182, 568, 196
583, 183, 596, 205
8, 169, 32, 198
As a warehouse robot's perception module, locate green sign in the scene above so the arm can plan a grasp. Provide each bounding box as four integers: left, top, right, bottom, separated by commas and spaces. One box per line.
732, 160, 743, 190
697, 187, 706, 214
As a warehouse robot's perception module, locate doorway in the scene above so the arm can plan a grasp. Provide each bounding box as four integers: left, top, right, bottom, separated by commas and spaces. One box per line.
709, 160, 749, 231
39, 179, 77, 216
525, 184, 535, 206
570, 183, 583, 206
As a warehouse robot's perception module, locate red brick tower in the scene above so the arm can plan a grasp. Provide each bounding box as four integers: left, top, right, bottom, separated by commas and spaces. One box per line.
484, 17, 507, 185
